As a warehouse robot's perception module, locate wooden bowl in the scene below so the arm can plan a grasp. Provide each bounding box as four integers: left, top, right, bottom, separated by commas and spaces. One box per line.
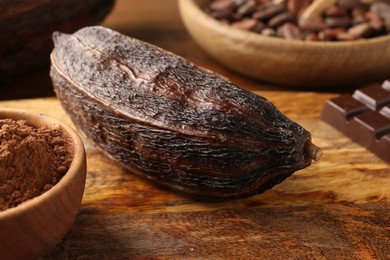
178, 0, 390, 87
0, 109, 86, 259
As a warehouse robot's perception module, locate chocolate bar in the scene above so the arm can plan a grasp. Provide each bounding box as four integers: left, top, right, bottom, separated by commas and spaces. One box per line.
321, 81, 390, 163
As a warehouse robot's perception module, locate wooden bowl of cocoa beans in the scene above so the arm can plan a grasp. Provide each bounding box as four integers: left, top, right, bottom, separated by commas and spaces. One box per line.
0, 109, 86, 259
178, 0, 390, 87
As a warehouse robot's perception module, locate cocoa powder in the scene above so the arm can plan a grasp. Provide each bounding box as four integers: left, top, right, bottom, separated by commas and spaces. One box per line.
0, 119, 73, 211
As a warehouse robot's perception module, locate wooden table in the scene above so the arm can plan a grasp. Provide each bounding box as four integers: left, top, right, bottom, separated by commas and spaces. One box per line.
1, 0, 389, 259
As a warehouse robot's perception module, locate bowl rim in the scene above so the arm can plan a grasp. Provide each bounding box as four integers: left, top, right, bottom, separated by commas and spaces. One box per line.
183, 0, 390, 47
0, 108, 86, 219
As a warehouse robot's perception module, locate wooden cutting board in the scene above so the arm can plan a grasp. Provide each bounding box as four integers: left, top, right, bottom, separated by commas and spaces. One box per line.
1, 93, 388, 259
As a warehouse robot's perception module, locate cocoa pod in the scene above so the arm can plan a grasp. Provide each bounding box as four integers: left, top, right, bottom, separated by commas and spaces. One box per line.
50, 26, 321, 198
0, 0, 115, 81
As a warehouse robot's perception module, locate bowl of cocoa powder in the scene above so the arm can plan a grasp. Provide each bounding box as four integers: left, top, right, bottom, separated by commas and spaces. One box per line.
0, 108, 86, 259
178, 0, 390, 87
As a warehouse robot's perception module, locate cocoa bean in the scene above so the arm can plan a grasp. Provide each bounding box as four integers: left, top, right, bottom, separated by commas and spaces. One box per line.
208, 0, 236, 19
252, 4, 286, 21
337, 0, 360, 10
209, 0, 236, 11
325, 6, 348, 17
325, 16, 351, 28
236, 0, 258, 17
210, 9, 234, 19
232, 18, 263, 31
278, 23, 302, 39
299, 16, 327, 32
348, 22, 374, 38
234, 0, 247, 6
268, 12, 296, 28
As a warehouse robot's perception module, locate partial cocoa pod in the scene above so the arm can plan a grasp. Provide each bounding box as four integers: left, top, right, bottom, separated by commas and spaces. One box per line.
50, 26, 321, 198
0, 0, 115, 81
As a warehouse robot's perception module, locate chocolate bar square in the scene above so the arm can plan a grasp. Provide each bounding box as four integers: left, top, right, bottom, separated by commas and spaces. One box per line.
321, 81, 390, 163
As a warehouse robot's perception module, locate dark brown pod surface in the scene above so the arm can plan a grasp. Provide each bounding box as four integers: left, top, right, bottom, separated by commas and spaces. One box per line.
0, 0, 115, 81
50, 26, 321, 198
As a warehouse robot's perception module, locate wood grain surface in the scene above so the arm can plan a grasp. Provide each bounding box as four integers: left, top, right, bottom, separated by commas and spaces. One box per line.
0, 0, 389, 259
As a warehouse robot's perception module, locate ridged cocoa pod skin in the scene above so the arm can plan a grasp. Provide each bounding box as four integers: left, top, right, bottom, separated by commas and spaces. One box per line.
0, 0, 115, 81
50, 26, 321, 198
